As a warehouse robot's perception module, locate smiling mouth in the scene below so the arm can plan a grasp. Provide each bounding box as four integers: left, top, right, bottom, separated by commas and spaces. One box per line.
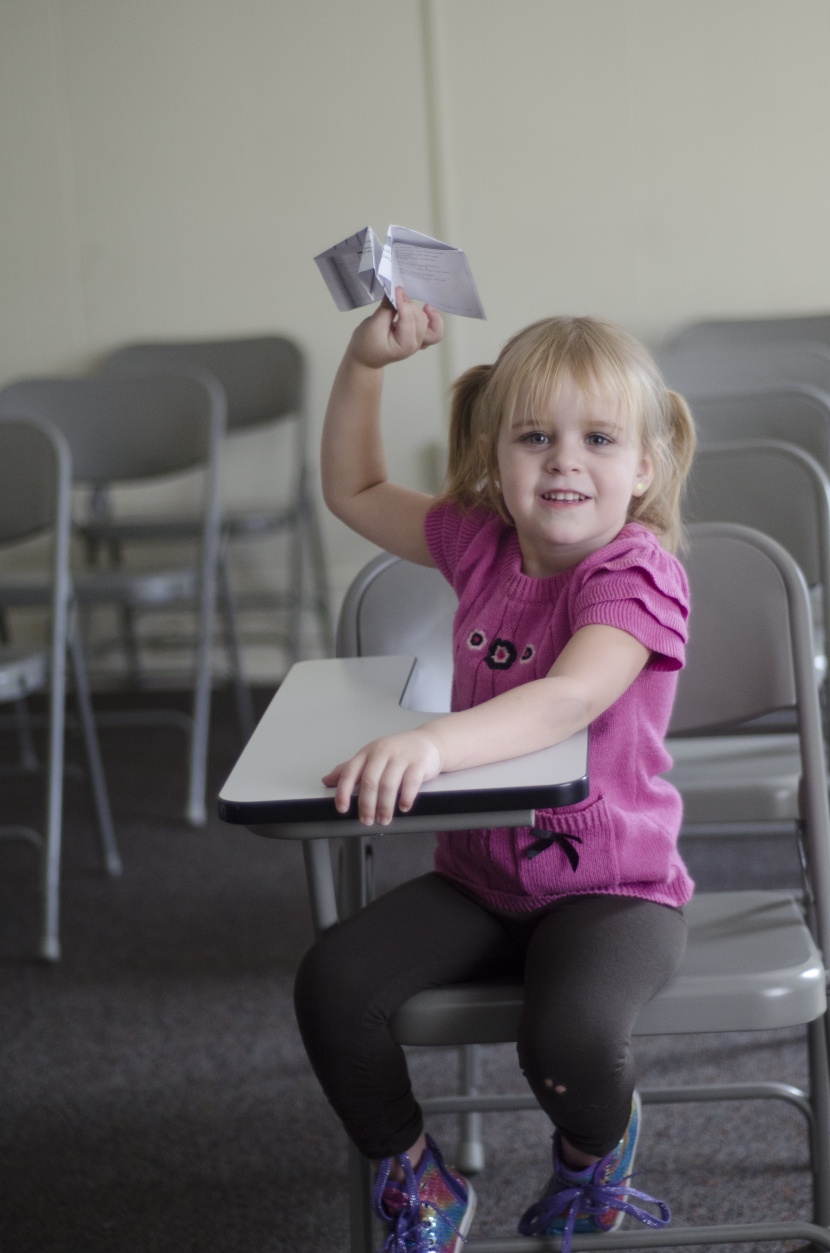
541, 491, 589, 502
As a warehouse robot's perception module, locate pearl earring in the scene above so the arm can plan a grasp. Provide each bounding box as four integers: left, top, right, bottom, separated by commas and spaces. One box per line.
634, 482, 645, 497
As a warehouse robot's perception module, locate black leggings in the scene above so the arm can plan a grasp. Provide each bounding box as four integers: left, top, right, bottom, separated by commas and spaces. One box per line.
294, 872, 686, 1161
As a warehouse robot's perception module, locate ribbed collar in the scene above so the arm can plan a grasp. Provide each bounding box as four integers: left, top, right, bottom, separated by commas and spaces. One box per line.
498, 523, 646, 603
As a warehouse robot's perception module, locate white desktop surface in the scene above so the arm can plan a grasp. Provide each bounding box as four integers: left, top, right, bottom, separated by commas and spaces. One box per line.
218, 656, 589, 838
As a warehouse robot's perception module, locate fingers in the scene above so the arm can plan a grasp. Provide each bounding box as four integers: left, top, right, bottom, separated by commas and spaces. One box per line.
349, 290, 444, 368
322, 752, 367, 817
322, 733, 440, 826
367, 760, 428, 825
391, 289, 444, 355
421, 303, 445, 347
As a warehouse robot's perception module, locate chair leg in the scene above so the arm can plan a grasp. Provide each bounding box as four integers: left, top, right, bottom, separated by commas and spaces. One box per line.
68, 625, 122, 876
809, 1015, 830, 1226
186, 678, 210, 825
456, 1044, 486, 1175
347, 1140, 375, 1253
217, 547, 256, 741
185, 555, 218, 827
39, 614, 68, 963
104, 537, 144, 687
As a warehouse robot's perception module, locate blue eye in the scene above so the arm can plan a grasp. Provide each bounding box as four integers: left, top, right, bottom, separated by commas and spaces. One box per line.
587, 433, 612, 447
521, 431, 549, 445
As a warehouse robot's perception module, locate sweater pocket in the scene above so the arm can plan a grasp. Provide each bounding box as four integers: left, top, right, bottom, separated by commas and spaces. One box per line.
517, 794, 620, 896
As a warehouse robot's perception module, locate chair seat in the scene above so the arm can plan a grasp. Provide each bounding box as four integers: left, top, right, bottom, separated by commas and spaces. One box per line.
666, 734, 800, 824
389, 891, 824, 1046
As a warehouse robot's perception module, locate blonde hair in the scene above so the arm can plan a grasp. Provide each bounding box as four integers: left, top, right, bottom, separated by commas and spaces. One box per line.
439, 315, 696, 554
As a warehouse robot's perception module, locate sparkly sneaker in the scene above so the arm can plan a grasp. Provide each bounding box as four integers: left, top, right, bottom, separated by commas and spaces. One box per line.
517, 1093, 670, 1253
372, 1133, 476, 1252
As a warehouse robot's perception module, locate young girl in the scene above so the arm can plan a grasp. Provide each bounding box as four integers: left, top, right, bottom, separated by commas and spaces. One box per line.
294, 292, 696, 1253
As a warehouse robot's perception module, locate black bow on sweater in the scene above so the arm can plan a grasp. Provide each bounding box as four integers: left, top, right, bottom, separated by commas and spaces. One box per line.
524, 827, 583, 871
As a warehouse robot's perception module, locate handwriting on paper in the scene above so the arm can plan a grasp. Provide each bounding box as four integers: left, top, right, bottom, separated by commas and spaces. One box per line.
314, 225, 485, 319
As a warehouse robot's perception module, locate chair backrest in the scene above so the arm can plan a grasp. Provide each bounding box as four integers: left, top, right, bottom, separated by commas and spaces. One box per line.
670, 522, 830, 951
0, 415, 73, 658
656, 343, 830, 396
685, 439, 830, 596
687, 386, 830, 472
670, 523, 817, 735
336, 553, 456, 713
672, 313, 830, 354
102, 336, 304, 433
0, 415, 71, 546
0, 373, 225, 486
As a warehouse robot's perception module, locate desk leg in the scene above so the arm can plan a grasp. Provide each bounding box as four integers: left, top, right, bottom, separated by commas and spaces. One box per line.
339, 836, 372, 918
302, 839, 339, 933
348, 1139, 374, 1253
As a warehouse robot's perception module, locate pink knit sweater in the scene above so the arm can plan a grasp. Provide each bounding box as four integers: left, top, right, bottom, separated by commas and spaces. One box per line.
424, 502, 693, 913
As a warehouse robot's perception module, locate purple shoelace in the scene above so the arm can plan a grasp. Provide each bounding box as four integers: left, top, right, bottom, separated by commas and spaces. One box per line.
520, 1168, 670, 1253
372, 1152, 467, 1253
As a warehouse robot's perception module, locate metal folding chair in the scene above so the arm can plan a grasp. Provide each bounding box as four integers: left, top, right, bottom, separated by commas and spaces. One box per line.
0, 414, 119, 961
97, 336, 333, 673
0, 372, 227, 826
323, 525, 830, 1250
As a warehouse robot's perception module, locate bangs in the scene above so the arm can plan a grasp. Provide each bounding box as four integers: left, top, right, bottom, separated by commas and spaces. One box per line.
498, 320, 649, 442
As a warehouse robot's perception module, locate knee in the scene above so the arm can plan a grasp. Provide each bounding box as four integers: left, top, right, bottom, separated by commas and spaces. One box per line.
517, 1019, 628, 1099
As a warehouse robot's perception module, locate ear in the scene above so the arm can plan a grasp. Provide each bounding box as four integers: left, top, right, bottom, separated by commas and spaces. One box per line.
633, 449, 654, 497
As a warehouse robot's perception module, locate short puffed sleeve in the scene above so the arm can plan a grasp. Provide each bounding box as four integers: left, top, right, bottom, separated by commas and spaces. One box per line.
569, 527, 689, 671
425, 500, 497, 587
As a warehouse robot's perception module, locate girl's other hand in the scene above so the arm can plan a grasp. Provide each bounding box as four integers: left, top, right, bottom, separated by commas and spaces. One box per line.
347, 288, 444, 370
322, 728, 443, 826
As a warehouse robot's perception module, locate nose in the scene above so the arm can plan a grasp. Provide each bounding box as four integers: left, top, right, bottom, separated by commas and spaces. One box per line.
545, 433, 582, 474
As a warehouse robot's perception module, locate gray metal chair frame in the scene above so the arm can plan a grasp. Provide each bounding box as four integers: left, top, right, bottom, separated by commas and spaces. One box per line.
98, 336, 334, 674
0, 373, 227, 826
322, 526, 830, 1251
678, 390, 830, 721
689, 384, 830, 470
660, 380, 830, 728
684, 437, 830, 713
667, 447, 830, 842
656, 342, 830, 398
669, 431, 830, 836
0, 415, 119, 961
672, 313, 830, 354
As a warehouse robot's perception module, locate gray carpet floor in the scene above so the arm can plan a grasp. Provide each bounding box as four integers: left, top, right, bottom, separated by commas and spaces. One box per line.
0, 689, 819, 1252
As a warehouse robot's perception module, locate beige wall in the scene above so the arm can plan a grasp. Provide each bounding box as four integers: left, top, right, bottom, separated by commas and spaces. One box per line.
2, 0, 829, 670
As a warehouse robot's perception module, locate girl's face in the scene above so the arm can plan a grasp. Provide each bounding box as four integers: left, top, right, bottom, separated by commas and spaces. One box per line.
494, 374, 652, 577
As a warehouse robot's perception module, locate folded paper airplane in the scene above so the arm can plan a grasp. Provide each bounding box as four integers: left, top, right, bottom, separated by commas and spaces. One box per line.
314, 224, 485, 319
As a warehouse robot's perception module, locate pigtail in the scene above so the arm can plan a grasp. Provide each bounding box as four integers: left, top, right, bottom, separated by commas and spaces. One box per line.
665, 390, 698, 552
667, 390, 697, 484
631, 388, 697, 554
436, 363, 506, 517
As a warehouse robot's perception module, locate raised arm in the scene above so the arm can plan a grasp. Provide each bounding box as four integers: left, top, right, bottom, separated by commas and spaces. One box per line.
324, 624, 651, 825
321, 289, 444, 566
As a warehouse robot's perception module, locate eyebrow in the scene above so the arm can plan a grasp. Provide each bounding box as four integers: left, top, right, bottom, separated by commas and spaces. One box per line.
510, 413, 629, 437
